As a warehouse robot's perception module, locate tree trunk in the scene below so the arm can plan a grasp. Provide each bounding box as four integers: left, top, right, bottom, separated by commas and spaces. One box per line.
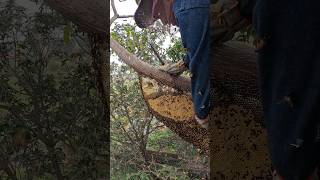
44, 0, 108, 34
48, 146, 64, 180
89, 33, 109, 121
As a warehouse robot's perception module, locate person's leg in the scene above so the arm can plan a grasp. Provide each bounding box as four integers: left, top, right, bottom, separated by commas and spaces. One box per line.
161, 0, 255, 77
172, 0, 211, 126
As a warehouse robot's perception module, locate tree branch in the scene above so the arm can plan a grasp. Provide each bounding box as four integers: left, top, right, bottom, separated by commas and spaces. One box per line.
149, 43, 165, 65
111, 0, 118, 16
109, 1, 190, 91
0, 104, 10, 111
44, 0, 108, 33
110, 38, 191, 92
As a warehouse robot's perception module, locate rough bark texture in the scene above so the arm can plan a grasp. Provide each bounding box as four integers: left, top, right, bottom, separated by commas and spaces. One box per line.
44, 0, 108, 34
89, 34, 110, 178
110, 39, 191, 92
90, 34, 109, 121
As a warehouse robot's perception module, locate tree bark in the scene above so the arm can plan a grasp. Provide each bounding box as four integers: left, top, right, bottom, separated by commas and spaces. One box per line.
44, 0, 108, 33
110, 38, 191, 92
89, 34, 109, 121
48, 146, 64, 180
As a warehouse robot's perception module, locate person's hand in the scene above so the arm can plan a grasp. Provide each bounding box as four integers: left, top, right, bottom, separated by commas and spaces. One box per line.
158, 60, 187, 76
211, 0, 250, 45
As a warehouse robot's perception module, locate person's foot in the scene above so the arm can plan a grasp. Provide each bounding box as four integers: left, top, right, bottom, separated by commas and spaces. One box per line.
195, 115, 209, 130
159, 60, 187, 76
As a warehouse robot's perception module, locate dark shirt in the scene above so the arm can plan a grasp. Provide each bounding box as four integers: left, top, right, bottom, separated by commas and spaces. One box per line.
253, 0, 320, 179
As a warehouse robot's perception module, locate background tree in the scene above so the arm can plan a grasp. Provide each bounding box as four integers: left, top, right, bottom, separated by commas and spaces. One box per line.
0, 0, 108, 179
110, 23, 209, 179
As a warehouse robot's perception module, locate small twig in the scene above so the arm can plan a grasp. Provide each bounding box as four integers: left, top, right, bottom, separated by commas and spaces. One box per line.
149, 43, 165, 65
74, 35, 90, 54
111, 0, 118, 17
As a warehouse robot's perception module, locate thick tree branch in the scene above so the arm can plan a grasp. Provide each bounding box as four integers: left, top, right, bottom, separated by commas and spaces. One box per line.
110, 38, 191, 92
44, 0, 108, 33
111, 37, 260, 96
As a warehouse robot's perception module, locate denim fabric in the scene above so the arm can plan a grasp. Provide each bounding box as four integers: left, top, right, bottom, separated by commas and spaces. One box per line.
173, 0, 210, 119
173, 0, 210, 13
253, 0, 320, 179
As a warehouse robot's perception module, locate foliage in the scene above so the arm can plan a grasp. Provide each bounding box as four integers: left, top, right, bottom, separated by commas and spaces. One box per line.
111, 23, 186, 65
109, 2, 256, 178
166, 38, 186, 63
0, 0, 108, 179
110, 19, 208, 179
110, 62, 159, 179
147, 128, 178, 152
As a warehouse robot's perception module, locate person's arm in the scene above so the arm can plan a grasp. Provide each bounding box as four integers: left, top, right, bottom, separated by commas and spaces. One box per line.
211, 0, 256, 44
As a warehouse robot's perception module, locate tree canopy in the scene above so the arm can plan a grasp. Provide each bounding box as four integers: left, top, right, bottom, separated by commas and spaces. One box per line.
0, 1, 108, 179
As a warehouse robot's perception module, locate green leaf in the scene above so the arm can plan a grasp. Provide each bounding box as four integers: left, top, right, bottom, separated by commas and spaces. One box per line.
63, 23, 72, 44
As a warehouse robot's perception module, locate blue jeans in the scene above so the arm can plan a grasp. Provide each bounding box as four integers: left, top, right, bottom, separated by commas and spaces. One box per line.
173, 0, 210, 119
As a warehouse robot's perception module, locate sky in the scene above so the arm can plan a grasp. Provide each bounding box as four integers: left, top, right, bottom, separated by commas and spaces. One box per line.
110, 0, 138, 26
110, 0, 137, 16
110, 0, 138, 64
